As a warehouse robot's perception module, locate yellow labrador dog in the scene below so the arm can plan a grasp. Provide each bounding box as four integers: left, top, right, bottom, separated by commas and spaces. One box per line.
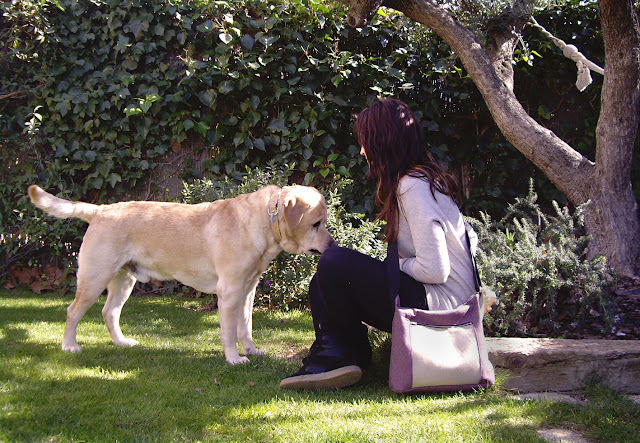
28, 184, 336, 364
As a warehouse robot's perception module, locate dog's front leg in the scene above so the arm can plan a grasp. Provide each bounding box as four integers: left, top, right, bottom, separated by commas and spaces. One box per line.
217, 289, 249, 364
237, 286, 263, 357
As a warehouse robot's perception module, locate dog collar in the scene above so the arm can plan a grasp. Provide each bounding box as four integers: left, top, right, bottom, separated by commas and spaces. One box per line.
267, 188, 284, 245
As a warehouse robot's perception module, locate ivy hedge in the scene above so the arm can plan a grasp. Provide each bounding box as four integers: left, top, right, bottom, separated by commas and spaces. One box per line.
1, 0, 472, 272
2, 0, 470, 201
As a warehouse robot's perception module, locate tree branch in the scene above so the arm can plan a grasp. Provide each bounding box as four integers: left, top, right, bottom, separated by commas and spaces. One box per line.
347, 0, 595, 205
0, 86, 40, 101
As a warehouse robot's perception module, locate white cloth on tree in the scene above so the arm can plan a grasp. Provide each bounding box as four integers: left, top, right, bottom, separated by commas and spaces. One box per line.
530, 18, 603, 92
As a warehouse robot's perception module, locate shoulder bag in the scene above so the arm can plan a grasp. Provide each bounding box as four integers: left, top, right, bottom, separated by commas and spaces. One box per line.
387, 231, 495, 393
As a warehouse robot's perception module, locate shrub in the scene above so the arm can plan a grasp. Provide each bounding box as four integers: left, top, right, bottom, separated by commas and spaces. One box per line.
182, 162, 294, 203
469, 182, 617, 337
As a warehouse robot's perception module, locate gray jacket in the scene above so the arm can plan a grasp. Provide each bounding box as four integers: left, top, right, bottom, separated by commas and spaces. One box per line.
396, 175, 477, 310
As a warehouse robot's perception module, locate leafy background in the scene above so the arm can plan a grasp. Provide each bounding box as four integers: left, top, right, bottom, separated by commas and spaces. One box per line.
1, 0, 637, 335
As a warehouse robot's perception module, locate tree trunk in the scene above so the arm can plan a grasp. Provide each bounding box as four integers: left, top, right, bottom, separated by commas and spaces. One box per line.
484, 8, 530, 93
346, 0, 640, 277
588, 0, 640, 277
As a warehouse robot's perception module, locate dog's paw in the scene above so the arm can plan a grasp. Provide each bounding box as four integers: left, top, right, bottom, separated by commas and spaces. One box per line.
114, 338, 139, 348
245, 347, 264, 356
227, 355, 250, 365
62, 343, 81, 353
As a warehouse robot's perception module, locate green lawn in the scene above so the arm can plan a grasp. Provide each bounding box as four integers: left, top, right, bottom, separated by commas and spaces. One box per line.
1, 289, 638, 442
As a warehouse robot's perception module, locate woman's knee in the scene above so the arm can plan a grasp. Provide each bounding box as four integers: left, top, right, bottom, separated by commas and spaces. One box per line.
317, 247, 353, 278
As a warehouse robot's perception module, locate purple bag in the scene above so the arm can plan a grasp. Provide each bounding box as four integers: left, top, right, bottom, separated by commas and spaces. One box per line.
389, 293, 495, 393
387, 235, 495, 393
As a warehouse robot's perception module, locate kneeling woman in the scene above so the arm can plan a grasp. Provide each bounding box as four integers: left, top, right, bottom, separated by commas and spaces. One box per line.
280, 98, 478, 389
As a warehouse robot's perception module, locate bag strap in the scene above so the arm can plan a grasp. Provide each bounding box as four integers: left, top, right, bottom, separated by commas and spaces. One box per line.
465, 232, 482, 293
386, 241, 401, 303
387, 231, 481, 303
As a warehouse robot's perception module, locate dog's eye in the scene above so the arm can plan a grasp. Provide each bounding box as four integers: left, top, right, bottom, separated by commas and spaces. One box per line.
313, 221, 321, 228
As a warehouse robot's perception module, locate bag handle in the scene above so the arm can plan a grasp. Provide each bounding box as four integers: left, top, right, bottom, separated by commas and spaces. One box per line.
387, 230, 481, 303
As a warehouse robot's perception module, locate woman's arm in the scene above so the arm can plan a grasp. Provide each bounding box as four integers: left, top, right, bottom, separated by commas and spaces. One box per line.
397, 178, 451, 284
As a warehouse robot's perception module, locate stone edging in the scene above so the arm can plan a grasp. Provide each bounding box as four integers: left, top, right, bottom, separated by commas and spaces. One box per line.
486, 337, 640, 394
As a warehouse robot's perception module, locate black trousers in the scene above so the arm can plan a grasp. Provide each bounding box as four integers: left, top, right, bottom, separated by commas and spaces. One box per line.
308, 247, 427, 354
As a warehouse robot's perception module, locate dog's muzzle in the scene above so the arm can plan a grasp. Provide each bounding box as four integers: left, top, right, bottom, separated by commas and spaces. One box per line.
310, 239, 338, 255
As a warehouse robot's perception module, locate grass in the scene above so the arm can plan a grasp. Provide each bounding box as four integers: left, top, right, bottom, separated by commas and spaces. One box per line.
1, 289, 639, 442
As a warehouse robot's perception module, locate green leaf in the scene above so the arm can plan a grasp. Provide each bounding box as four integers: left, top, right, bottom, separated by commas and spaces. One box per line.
127, 18, 148, 40
224, 115, 238, 126
194, 121, 209, 136
301, 134, 313, 148
258, 35, 279, 47
140, 101, 153, 113
322, 134, 336, 148
90, 177, 104, 189
198, 89, 217, 107
254, 138, 266, 151
241, 34, 254, 50
538, 105, 552, 120
56, 100, 71, 117
250, 95, 260, 110
183, 119, 194, 131
219, 33, 232, 44
218, 81, 234, 94
304, 172, 314, 185
233, 132, 245, 147
122, 58, 138, 70
267, 119, 285, 132
197, 20, 214, 32
108, 173, 122, 187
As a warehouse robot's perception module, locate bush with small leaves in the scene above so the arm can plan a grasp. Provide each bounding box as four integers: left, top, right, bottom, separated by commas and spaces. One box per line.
468, 182, 616, 337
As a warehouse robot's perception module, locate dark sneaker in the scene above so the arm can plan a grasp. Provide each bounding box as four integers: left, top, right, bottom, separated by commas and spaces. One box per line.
279, 365, 362, 390
280, 336, 362, 390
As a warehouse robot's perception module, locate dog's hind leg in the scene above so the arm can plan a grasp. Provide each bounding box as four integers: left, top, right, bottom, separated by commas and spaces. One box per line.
102, 268, 138, 348
62, 266, 114, 353
237, 286, 263, 357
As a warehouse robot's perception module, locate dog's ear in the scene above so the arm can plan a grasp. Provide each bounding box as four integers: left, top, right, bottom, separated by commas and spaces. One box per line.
282, 191, 310, 231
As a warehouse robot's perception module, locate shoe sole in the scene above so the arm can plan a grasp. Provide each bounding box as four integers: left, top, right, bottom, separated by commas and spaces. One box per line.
279, 365, 362, 390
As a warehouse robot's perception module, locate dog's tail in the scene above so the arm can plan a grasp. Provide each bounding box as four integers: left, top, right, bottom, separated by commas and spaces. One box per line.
28, 185, 98, 223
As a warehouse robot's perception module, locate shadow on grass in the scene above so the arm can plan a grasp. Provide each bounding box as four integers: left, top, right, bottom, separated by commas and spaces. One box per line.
0, 293, 317, 440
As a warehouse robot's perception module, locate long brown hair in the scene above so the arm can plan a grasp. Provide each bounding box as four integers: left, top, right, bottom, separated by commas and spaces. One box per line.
354, 98, 460, 242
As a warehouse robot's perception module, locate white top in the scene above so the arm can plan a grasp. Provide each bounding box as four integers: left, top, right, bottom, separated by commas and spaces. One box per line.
396, 175, 477, 310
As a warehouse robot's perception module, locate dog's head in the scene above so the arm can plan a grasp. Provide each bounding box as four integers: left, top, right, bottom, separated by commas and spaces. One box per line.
276, 186, 337, 255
